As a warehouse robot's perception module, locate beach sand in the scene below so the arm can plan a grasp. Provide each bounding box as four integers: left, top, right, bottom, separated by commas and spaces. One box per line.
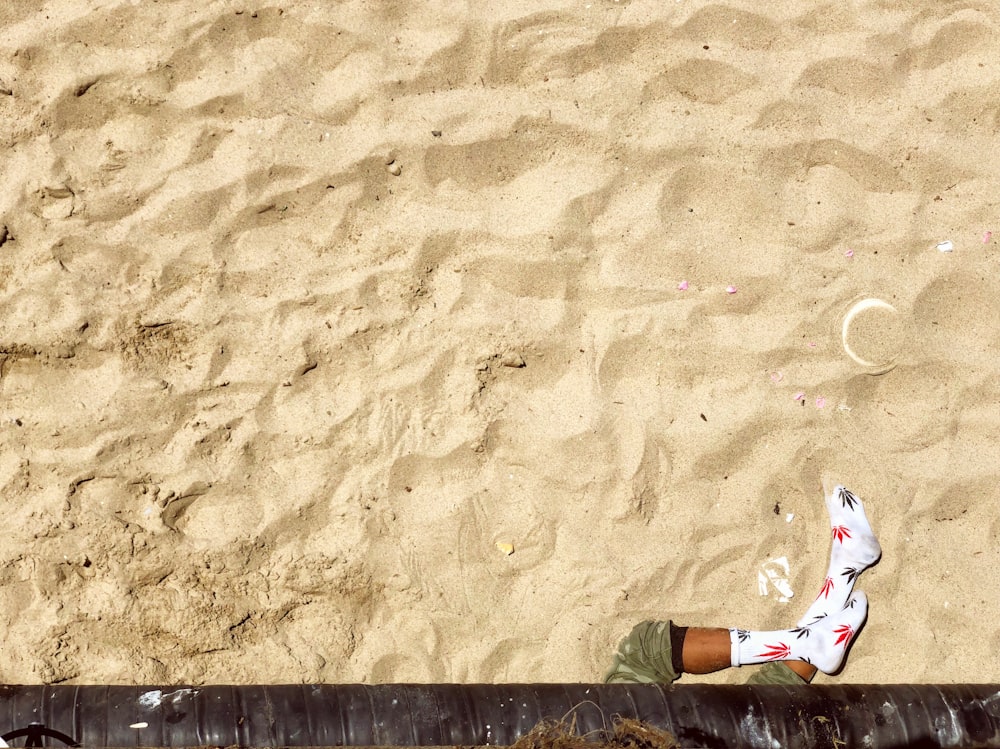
0, 0, 998, 686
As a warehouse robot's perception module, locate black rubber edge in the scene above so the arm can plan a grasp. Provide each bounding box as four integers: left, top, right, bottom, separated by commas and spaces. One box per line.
0, 684, 997, 748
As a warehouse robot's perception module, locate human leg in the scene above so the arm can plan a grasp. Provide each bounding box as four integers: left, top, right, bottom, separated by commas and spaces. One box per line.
610, 593, 865, 684
797, 484, 881, 626
660, 592, 866, 679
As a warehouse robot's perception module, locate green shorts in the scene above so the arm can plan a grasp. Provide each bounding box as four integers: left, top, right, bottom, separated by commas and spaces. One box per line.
603, 619, 806, 686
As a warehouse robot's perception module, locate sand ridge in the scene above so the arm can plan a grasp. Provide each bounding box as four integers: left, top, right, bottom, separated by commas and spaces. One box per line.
0, 0, 998, 684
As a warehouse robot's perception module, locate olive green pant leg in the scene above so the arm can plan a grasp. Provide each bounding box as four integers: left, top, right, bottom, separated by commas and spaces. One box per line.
604, 620, 681, 684
745, 661, 807, 685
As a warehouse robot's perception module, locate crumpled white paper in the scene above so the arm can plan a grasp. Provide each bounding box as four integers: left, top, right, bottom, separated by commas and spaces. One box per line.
757, 556, 795, 603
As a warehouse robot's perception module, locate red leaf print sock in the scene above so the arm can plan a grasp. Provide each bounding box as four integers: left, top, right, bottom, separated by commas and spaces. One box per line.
729, 591, 868, 674
797, 484, 881, 628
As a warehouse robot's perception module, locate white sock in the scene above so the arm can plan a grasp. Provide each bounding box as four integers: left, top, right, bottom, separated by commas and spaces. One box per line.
729, 591, 868, 674
797, 485, 881, 627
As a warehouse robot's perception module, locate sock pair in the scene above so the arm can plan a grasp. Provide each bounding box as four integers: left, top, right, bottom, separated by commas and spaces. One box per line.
729, 485, 881, 674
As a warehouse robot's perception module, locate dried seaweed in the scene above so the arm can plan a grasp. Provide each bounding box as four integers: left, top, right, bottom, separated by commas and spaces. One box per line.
512, 716, 681, 749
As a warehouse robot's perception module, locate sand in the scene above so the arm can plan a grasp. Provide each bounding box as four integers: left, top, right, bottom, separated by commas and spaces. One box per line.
0, 0, 998, 686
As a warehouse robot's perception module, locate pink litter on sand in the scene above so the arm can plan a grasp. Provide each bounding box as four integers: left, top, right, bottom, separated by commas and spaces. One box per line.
678, 280, 689, 291
984, 231, 993, 244
770, 372, 784, 383
726, 285, 738, 294
808, 342, 817, 348
794, 392, 805, 401
815, 396, 826, 409
845, 249, 855, 258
